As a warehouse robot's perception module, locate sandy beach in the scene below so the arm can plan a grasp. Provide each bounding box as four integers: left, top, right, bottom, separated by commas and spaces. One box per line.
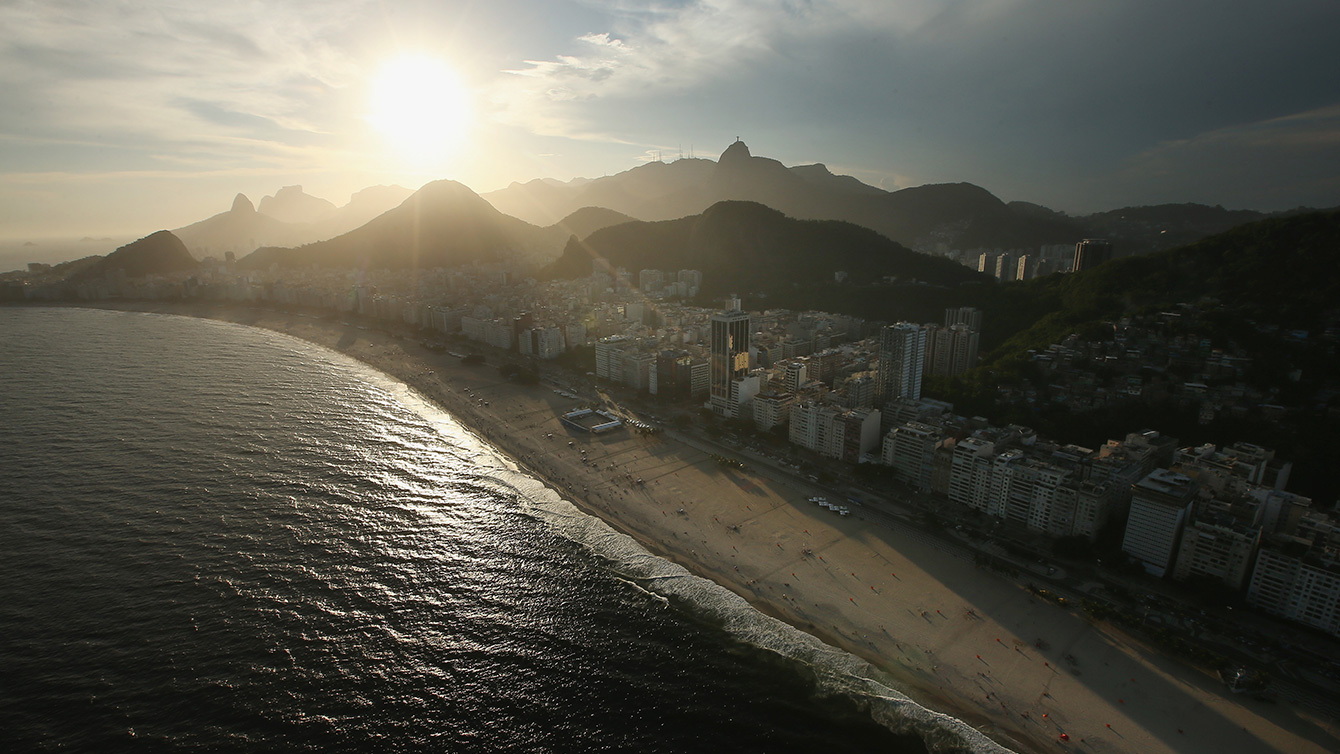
77, 302, 1339, 754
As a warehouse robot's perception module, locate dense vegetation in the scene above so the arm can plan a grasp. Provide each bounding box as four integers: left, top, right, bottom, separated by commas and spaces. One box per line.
543, 200, 988, 298
975, 208, 1340, 368
72, 231, 198, 281
926, 210, 1340, 505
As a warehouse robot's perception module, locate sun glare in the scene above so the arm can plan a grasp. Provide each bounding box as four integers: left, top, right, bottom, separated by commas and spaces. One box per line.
368, 55, 472, 165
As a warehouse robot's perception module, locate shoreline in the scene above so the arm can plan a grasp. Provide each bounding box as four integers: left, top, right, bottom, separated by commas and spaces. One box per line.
52, 302, 1339, 754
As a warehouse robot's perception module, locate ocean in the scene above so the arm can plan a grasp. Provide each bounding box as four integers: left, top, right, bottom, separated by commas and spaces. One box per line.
0, 307, 976, 753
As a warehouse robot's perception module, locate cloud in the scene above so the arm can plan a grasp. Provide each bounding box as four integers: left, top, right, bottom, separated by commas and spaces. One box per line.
500, 1, 901, 97
3, 0, 1337, 231
1106, 104, 1340, 210
483, 0, 1340, 212
0, 0, 367, 171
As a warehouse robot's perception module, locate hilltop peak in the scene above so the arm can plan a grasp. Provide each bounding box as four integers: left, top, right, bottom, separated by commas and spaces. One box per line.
230, 193, 255, 215
258, 185, 337, 224
72, 230, 197, 281
719, 139, 752, 165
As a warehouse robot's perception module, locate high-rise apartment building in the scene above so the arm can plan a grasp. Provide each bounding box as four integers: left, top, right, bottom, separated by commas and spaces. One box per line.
1173, 513, 1261, 591
789, 401, 879, 462
1122, 469, 1199, 577
944, 306, 984, 332
948, 436, 997, 510
781, 359, 809, 394
876, 323, 926, 404
639, 269, 665, 292
883, 421, 945, 492
924, 323, 979, 377
595, 335, 632, 381
1015, 254, 1037, 281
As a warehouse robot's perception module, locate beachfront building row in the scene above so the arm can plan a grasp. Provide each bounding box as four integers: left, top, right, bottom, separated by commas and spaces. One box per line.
1248, 546, 1340, 637
461, 316, 516, 350
882, 411, 1340, 635
788, 401, 882, 463
877, 417, 1166, 541
1084, 445, 1340, 636
595, 335, 716, 399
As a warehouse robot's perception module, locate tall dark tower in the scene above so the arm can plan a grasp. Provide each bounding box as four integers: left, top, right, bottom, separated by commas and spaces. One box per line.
1073, 239, 1114, 272
709, 308, 751, 418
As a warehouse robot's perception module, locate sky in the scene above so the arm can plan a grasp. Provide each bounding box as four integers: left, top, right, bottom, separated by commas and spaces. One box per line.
3, 0, 1339, 246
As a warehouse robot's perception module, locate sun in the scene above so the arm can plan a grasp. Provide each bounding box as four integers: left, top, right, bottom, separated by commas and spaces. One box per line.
367, 55, 472, 165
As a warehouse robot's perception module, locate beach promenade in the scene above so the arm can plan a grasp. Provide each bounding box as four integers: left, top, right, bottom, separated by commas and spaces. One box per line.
84, 303, 1340, 754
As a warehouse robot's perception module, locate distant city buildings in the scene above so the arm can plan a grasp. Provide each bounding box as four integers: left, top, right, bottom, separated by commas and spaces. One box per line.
923, 307, 982, 377
944, 306, 983, 332
924, 323, 979, 377
1073, 238, 1114, 272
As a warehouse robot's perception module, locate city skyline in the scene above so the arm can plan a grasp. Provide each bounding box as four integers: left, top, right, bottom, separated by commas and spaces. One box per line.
3, 0, 1339, 241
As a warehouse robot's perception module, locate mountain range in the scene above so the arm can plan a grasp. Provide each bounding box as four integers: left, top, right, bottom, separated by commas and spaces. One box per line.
543, 200, 984, 299
14, 140, 1328, 303
143, 140, 1328, 277
172, 184, 415, 259
237, 183, 646, 272
485, 141, 1313, 256
69, 231, 198, 282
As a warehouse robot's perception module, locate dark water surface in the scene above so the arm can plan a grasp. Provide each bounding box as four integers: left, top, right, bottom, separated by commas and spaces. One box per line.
0, 307, 940, 753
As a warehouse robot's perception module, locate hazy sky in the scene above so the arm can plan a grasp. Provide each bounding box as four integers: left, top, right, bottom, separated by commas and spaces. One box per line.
3, 0, 1338, 241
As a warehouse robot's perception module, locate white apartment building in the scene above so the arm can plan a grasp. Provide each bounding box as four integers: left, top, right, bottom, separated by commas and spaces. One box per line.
1122, 469, 1199, 577
948, 436, 996, 511
752, 391, 794, 433
883, 421, 944, 492
1247, 547, 1340, 637
1174, 515, 1261, 590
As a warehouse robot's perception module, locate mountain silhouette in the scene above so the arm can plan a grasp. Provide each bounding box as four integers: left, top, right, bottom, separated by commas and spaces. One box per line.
240, 180, 562, 270
1075, 202, 1284, 256
788, 163, 887, 196
543, 200, 986, 298
257, 186, 337, 224
483, 141, 1082, 250
546, 206, 637, 242
71, 230, 197, 281
173, 193, 312, 258
172, 185, 414, 259
337, 185, 416, 230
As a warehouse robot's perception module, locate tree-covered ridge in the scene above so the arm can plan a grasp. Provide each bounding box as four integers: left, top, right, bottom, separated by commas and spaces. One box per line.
979, 208, 1340, 368
72, 230, 198, 281
543, 200, 988, 298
